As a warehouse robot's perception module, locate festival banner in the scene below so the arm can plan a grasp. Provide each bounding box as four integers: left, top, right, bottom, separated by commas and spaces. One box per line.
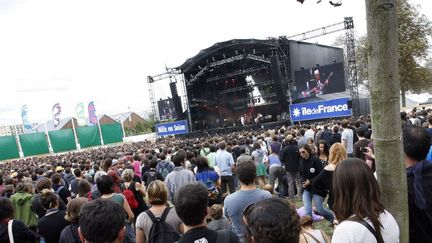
156, 120, 189, 136
88, 101, 97, 125
21, 105, 33, 132
289, 98, 352, 122
75, 102, 86, 126
52, 103, 61, 127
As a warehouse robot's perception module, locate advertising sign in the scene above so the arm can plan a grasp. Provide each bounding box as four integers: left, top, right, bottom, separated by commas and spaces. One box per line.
290, 98, 352, 122
156, 120, 188, 136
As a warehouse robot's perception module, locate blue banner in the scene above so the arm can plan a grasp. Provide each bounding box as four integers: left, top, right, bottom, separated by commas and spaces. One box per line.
290, 98, 352, 122
156, 120, 188, 136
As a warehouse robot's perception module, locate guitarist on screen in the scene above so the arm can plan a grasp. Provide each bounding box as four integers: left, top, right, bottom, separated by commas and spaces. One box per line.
302, 69, 333, 97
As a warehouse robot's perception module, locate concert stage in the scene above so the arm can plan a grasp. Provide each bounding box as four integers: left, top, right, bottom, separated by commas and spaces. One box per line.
177, 38, 345, 132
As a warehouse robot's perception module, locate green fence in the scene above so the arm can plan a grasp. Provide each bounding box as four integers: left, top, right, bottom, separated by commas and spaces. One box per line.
19, 132, 50, 157
101, 123, 123, 144
0, 123, 124, 161
48, 129, 77, 153
0, 136, 20, 161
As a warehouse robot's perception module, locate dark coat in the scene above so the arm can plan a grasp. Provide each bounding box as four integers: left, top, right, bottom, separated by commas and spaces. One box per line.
279, 144, 300, 172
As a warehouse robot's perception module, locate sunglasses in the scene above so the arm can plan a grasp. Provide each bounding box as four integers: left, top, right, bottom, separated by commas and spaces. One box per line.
300, 151, 307, 154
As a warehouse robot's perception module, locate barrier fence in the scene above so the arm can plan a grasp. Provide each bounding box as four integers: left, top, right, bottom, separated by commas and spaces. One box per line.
0, 123, 124, 161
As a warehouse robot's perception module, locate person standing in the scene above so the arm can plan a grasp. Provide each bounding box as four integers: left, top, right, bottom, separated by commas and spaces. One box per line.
279, 135, 300, 199
298, 144, 323, 219
164, 150, 196, 202
403, 126, 432, 242
224, 160, 272, 242
215, 141, 235, 194
353, 128, 371, 161
341, 120, 354, 157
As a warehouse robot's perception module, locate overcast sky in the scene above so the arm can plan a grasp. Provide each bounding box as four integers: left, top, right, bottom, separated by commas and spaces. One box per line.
0, 0, 430, 125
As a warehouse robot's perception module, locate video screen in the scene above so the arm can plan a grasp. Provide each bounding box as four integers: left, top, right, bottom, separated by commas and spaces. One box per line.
157, 98, 176, 120
294, 62, 345, 99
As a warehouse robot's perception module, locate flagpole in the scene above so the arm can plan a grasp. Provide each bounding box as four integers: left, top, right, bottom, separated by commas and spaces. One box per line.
71, 116, 80, 149
44, 122, 54, 154
97, 116, 104, 145
119, 118, 126, 141
14, 125, 24, 158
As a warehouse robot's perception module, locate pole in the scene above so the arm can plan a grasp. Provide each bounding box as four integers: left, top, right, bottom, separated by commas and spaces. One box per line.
70, 117, 80, 149
44, 122, 54, 154
14, 125, 24, 158
97, 116, 104, 145
119, 119, 126, 141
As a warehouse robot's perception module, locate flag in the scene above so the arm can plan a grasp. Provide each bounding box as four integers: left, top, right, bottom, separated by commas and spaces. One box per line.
75, 102, 86, 126
52, 103, 61, 127
88, 101, 97, 125
21, 105, 33, 132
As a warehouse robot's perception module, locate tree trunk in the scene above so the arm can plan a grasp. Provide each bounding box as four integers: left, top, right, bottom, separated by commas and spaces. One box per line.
365, 0, 408, 242
401, 88, 406, 108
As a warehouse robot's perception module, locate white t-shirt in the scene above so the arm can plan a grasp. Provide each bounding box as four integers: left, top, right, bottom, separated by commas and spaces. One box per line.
341, 128, 354, 154
331, 211, 399, 243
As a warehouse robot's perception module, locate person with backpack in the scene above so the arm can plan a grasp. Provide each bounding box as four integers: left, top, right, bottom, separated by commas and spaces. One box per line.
142, 159, 164, 187
135, 180, 183, 243
175, 182, 239, 243
121, 169, 147, 221
156, 153, 174, 180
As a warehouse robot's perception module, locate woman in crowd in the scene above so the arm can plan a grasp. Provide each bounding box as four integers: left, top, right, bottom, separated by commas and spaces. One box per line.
310, 143, 347, 226
97, 175, 134, 222
307, 138, 318, 155
332, 158, 399, 243
121, 169, 147, 220
242, 197, 301, 243
195, 156, 221, 205
299, 216, 330, 243
0, 197, 38, 243
135, 180, 183, 243
298, 144, 324, 221
98, 174, 135, 243
59, 197, 88, 243
37, 189, 70, 243
108, 170, 122, 193
266, 143, 284, 197
317, 140, 330, 166
77, 179, 91, 199
251, 142, 267, 188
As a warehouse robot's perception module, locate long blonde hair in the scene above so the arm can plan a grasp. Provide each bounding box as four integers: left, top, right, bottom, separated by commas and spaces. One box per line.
328, 143, 347, 166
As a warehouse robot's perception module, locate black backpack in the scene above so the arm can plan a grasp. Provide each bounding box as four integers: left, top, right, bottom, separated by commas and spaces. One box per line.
146, 207, 180, 243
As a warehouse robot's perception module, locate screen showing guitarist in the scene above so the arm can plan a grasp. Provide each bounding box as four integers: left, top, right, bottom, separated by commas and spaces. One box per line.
301, 69, 333, 98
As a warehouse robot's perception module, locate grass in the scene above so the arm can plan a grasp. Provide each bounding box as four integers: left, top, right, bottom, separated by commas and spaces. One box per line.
290, 196, 334, 237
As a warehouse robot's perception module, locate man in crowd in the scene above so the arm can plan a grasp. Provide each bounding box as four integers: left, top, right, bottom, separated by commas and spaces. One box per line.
164, 150, 196, 202
353, 127, 371, 161
280, 134, 300, 199
403, 126, 432, 242
215, 141, 235, 194
341, 120, 354, 157
224, 160, 272, 242
175, 182, 239, 243
79, 199, 126, 243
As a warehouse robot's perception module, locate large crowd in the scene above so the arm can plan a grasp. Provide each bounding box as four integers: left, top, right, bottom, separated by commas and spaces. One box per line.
0, 107, 431, 243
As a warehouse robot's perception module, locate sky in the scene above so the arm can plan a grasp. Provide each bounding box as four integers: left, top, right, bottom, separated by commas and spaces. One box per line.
0, 0, 431, 125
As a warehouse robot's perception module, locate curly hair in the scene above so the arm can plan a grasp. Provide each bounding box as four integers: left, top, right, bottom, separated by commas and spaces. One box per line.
243, 197, 300, 243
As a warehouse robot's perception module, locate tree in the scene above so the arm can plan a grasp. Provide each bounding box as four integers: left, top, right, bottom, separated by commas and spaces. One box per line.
366, 0, 408, 242
357, 0, 432, 106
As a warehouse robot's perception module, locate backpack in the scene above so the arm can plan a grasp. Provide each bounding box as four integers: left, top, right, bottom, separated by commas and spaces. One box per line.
144, 171, 158, 187
55, 186, 65, 194
121, 183, 139, 210
158, 162, 171, 179
146, 208, 180, 243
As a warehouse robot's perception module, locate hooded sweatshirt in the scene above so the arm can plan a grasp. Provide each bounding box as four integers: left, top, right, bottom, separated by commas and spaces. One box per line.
10, 192, 38, 228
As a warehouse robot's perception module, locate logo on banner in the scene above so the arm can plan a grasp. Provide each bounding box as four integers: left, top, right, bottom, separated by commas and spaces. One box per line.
290, 98, 352, 122
52, 103, 62, 127
156, 120, 188, 136
88, 101, 97, 125
75, 102, 86, 126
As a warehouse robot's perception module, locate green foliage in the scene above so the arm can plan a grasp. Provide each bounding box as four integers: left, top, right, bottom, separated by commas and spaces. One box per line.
355, 0, 432, 93
125, 119, 157, 136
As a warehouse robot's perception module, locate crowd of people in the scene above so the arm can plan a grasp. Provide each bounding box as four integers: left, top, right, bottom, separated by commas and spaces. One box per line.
0, 108, 431, 243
